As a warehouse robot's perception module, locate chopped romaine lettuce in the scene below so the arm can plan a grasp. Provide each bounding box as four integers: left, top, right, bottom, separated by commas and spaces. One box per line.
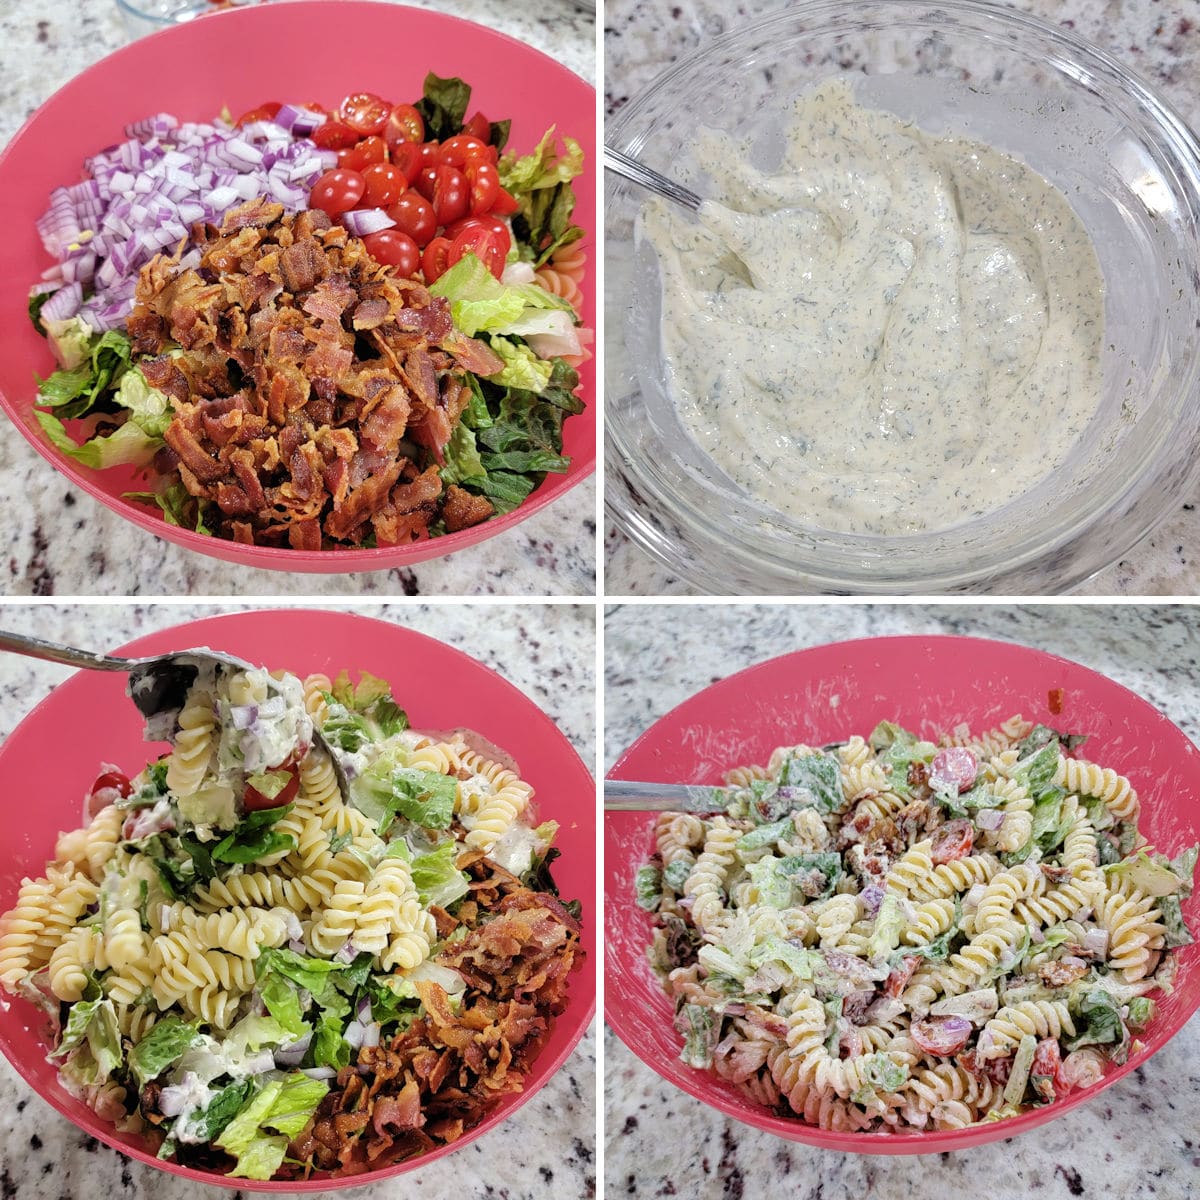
128, 1014, 200, 1086
410, 841, 471, 909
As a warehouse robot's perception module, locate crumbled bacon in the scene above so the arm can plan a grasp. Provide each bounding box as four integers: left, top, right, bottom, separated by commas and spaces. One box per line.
129, 203, 504, 547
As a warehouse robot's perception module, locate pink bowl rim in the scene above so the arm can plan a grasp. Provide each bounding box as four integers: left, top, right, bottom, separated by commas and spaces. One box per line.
0, 608, 597, 1190
604, 632, 1200, 1154
0, 0, 596, 575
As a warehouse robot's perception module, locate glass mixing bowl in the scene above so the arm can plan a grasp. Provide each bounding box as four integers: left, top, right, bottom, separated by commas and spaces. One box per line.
605, 0, 1200, 594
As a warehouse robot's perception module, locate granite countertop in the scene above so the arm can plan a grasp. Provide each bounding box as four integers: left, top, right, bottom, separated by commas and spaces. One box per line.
604, 603, 1200, 1199
0, 602, 596, 1199
604, 0, 1200, 596
0, 0, 595, 597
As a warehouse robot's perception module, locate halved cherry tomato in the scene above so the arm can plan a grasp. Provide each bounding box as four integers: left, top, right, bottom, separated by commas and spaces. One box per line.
386, 190, 438, 246
911, 1016, 973, 1056
363, 229, 421, 277
438, 134, 489, 168
413, 165, 439, 203
448, 224, 507, 278
421, 235, 453, 283
236, 101, 282, 126
930, 746, 979, 795
392, 139, 437, 181
310, 168, 367, 216
384, 102, 424, 147
340, 91, 390, 135
1031, 1039, 1062, 1102
930, 818, 975, 864
883, 955, 918, 999
464, 159, 500, 215
432, 165, 469, 226
244, 761, 301, 812
88, 768, 133, 817
464, 112, 492, 143
490, 186, 520, 216
312, 120, 360, 151
91, 768, 133, 798
361, 162, 407, 208
444, 214, 511, 260
337, 135, 388, 171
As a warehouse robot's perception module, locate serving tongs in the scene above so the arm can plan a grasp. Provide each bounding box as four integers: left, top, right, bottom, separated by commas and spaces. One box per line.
0, 630, 350, 801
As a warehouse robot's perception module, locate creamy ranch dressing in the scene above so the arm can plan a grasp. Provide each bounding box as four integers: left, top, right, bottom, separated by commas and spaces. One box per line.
639, 81, 1105, 535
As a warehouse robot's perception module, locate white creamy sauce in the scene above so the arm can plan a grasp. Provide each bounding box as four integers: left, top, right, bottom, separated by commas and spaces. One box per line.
639, 81, 1105, 535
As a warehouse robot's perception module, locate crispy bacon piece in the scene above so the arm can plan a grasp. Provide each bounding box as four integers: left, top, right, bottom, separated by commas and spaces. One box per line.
443, 485, 494, 532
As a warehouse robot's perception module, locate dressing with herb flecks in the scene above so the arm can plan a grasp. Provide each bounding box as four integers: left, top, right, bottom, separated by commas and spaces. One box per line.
639, 80, 1105, 536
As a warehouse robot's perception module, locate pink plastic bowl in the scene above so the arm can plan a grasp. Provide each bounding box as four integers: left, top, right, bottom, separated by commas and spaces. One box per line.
0, 609, 596, 1189
0, 2, 596, 573
605, 635, 1200, 1153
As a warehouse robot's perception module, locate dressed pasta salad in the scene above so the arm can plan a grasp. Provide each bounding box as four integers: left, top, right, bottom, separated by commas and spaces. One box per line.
0, 661, 581, 1180
28, 75, 591, 549
636, 716, 1197, 1132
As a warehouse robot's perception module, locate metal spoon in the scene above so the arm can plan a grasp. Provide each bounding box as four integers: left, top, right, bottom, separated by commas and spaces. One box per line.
604, 145, 701, 211
0, 630, 350, 801
605, 779, 732, 813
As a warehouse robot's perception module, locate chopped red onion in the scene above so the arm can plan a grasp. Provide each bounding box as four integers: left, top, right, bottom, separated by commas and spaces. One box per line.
274, 1031, 313, 1068
1083, 928, 1110, 957
229, 703, 259, 730
361, 1023, 381, 1049
356, 996, 373, 1024
341, 208, 395, 237
276, 103, 327, 137
1029, 925, 1045, 944
300, 1067, 337, 1081
344, 1020, 365, 1049
975, 808, 1005, 831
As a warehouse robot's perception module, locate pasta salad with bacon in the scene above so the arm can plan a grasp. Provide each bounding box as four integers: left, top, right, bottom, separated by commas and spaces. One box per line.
636, 717, 1197, 1132
0, 662, 581, 1180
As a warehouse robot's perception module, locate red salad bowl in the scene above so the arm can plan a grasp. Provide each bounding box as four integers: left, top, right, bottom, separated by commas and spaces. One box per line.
605, 635, 1200, 1152
0, 609, 596, 1188
0, 2, 596, 572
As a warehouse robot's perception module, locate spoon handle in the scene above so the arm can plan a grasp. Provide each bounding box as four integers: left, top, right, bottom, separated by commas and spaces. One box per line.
603, 145, 701, 211
604, 779, 728, 812
0, 630, 138, 672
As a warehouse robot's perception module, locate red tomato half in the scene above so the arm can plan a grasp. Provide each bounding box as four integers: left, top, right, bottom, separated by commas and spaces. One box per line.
363, 230, 421, 277
243, 762, 301, 812
431, 165, 469, 226
464, 111, 491, 143
312, 120, 359, 151
444, 215, 511, 260
361, 162, 407, 208
236, 102, 281, 126
310, 168, 366, 216
338, 136, 387, 171
491, 186, 520, 216
438, 134, 488, 168
464, 160, 500, 215
448, 225, 507, 278
386, 190, 438, 247
384, 102, 425, 147
340, 91, 390, 135
421, 236, 453, 283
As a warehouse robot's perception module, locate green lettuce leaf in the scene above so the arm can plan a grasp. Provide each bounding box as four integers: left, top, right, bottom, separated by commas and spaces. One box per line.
499, 129, 587, 267
487, 337, 554, 393
262, 1073, 330, 1138
675, 1003, 717, 1069
212, 803, 296, 865
36, 328, 132, 418
36, 409, 160, 470
128, 1014, 201, 1086
124, 481, 213, 535
410, 841, 471, 908
635, 863, 662, 911
192, 1079, 255, 1143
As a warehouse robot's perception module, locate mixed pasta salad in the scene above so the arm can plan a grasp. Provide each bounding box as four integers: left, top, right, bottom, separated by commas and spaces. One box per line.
0, 662, 581, 1179
637, 716, 1197, 1132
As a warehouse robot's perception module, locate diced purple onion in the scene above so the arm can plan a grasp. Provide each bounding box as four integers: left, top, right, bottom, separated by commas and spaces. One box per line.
41, 282, 83, 322
301, 1067, 336, 1080
361, 1023, 381, 1049
230, 703, 259, 730
1083, 928, 1110, 958
274, 1031, 313, 1068
276, 103, 327, 137
976, 809, 1005, 832
356, 996, 372, 1024
344, 1020, 365, 1049
341, 208, 395, 238
858, 883, 885, 916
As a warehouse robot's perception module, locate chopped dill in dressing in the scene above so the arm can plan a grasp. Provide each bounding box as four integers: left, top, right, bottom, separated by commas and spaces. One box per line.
639, 80, 1105, 536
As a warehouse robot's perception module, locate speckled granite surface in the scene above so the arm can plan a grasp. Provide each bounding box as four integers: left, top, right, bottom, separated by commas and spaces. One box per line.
604, 603, 1200, 1199
0, 0, 595, 597
604, 0, 1200, 596
0, 603, 596, 1199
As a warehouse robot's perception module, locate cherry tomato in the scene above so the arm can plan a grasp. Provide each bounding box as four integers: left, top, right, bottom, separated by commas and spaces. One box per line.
1031, 1039, 1062, 1101
448, 224, 507, 278
361, 162, 407, 208
929, 747, 979, 795
444, 214, 511, 259
883, 955, 918, 999
490, 186, 520, 216
339, 91, 390, 135
438, 134, 489, 168
392, 140, 434, 181
432, 165, 469, 226
309, 168, 367, 216
911, 1016, 973, 1056
312, 120, 360, 151
384, 102, 425, 147
930, 818, 975, 864
244, 762, 301, 812
92, 768, 133, 798
421, 235, 453, 283
386, 190, 438, 247
236, 101, 282, 126
464, 111, 492, 143
464, 159, 501, 215
413, 165, 439, 202
362, 230, 421, 276
338, 135, 388, 171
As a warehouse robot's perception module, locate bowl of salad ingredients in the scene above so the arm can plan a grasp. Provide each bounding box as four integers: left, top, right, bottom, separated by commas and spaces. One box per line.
0, 1, 595, 571
605, 0, 1200, 594
0, 608, 595, 1187
605, 634, 1200, 1150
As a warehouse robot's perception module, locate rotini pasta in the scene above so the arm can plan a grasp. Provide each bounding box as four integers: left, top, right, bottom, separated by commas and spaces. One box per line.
640, 714, 1196, 1136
